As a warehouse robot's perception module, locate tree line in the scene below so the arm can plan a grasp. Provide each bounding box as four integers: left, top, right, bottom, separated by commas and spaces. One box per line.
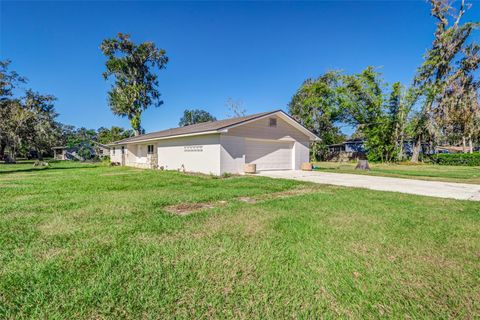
0, 61, 134, 162
290, 0, 479, 162
1, 0, 477, 163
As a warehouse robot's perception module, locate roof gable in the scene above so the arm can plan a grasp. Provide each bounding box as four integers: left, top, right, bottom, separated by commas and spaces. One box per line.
110, 110, 319, 145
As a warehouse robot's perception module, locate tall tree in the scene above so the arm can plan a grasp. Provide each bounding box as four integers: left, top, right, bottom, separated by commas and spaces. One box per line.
0, 60, 26, 160
411, 0, 479, 161
387, 83, 416, 160
97, 126, 134, 144
339, 68, 413, 162
289, 71, 345, 160
339, 67, 390, 162
179, 109, 217, 127
3, 100, 33, 161
100, 33, 168, 136
22, 90, 58, 160
440, 43, 480, 152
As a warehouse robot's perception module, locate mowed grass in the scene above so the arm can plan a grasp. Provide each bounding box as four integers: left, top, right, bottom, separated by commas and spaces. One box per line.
314, 161, 480, 184
1, 162, 479, 318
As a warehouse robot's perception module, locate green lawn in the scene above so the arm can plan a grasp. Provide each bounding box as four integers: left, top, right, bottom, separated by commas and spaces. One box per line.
313, 161, 480, 184
1, 161, 479, 318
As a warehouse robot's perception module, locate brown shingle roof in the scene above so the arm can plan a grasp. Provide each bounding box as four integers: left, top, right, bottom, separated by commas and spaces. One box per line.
110, 110, 280, 145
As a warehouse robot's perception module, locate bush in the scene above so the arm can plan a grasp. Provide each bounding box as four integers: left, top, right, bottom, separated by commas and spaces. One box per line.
429, 152, 480, 166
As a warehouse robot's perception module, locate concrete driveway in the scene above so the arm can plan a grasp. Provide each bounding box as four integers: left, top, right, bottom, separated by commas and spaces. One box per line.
257, 170, 480, 201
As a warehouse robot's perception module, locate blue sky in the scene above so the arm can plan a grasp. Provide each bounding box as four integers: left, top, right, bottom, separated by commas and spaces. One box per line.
2, 1, 478, 135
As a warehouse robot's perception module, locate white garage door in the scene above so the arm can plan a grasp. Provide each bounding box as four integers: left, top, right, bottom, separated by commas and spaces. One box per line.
245, 139, 293, 171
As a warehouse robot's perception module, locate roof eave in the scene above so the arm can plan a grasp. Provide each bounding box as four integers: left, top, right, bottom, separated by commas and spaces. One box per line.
109, 130, 220, 145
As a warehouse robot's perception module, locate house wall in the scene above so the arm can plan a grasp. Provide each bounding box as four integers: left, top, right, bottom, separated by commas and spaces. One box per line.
98, 146, 110, 158
125, 143, 159, 169
225, 115, 310, 142
127, 144, 148, 168
221, 115, 311, 172
345, 142, 365, 153
110, 146, 123, 163
220, 135, 246, 174
293, 141, 310, 169
110, 114, 313, 174
157, 134, 221, 175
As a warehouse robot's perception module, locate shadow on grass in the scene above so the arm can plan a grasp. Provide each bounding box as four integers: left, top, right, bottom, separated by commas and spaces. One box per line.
0, 166, 97, 175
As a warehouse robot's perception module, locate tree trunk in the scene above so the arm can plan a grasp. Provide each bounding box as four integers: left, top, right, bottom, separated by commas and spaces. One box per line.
411, 136, 422, 163
468, 136, 473, 153
462, 136, 467, 153
398, 140, 404, 161
36, 148, 43, 161
0, 141, 6, 161
355, 160, 370, 170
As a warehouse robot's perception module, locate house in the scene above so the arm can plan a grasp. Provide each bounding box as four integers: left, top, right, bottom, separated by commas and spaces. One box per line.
109, 110, 319, 174
53, 141, 110, 161
327, 138, 434, 161
327, 138, 366, 161
328, 138, 366, 153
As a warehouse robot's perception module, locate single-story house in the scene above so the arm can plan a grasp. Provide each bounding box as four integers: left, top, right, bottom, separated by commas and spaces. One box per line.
53, 141, 110, 161
328, 138, 366, 154
327, 138, 434, 161
109, 110, 319, 175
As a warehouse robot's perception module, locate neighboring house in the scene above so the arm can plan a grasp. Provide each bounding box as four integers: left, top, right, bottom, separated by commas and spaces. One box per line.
53, 141, 110, 161
109, 110, 319, 174
327, 138, 435, 161
435, 146, 474, 154
328, 138, 366, 153
327, 138, 366, 161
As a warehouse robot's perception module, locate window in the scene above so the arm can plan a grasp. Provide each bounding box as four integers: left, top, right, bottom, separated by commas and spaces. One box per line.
147, 145, 154, 154
269, 118, 277, 127
121, 146, 125, 154
112, 147, 115, 155
99, 149, 103, 155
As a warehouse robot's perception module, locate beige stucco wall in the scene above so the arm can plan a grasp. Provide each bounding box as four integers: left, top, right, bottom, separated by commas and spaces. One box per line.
220, 115, 311, 172
225, 115, 310, 142
220, 135, 246, 174
127, 143, 154, 168
293, 141, 310, 169
110, 145, 123, 163
157, 134, 221, 175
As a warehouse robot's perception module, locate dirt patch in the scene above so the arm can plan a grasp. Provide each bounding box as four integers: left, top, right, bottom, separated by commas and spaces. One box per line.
238, 197, 258, 204
238, 187, 318, 204
165, 187, 318, 216
165, 200, 227, 216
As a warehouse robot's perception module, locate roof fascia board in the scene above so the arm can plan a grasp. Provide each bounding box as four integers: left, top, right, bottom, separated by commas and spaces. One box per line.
109, 130, 220, 145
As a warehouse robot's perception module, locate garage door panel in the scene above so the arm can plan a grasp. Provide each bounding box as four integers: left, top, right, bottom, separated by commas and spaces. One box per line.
245, 139, 292, 171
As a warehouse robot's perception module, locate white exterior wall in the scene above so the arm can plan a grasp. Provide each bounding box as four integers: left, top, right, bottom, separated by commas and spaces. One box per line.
220, 115, 311, 172
110, 145, 123, 163
220, 135, 246, 174
293, 141, 310, 170
127, 143, 153, 168
157, 134, 221, 175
